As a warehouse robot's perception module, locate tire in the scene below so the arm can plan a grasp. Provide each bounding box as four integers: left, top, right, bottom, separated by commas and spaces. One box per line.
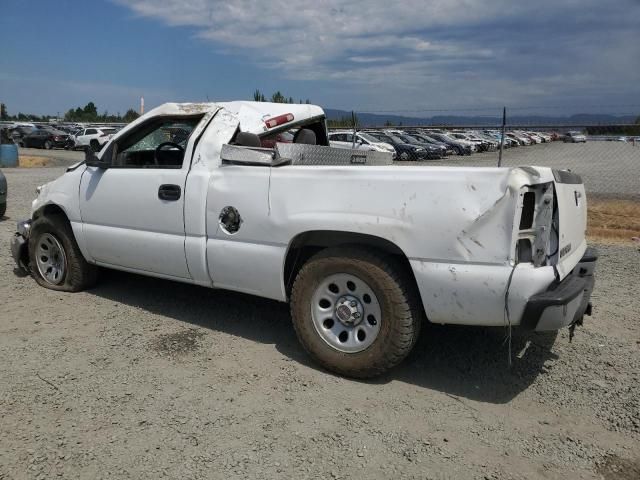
44, 140, 52, 150
399, 151, 410, 161
90, 140, 100, 152
0, 202, 6, 218
290, 246, 422, 378
28, 215, 98, 292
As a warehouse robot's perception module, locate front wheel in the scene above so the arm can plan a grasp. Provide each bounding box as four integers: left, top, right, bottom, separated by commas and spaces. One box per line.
28, 215, 98, 292
0, 202, 6, 218
44, 140, 52, 150
399, 151, 410, 161
290, 247, 422, 378
90, 140, 100, 152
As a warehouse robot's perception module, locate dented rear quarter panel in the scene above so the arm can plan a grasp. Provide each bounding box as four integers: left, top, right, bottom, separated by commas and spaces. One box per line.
205, 159, 564, 327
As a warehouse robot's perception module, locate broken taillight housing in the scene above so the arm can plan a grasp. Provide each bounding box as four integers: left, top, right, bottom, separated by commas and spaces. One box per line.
516, 184, 555, 266
264, 113, 294, 129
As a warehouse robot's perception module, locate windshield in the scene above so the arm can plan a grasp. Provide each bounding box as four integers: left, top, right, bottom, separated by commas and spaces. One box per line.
358, 132, 380, 143
414, 134, 436, 144
398, 134, 421, 144
368, 133, 394, 143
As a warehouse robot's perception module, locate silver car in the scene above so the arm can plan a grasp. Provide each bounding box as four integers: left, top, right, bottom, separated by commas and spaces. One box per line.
564, 131, 587, 143
0, 169, 7, 218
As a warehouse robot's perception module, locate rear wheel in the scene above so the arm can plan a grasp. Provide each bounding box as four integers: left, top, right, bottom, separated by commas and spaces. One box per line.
290, 247, 422, 378
28, 215, 98, 292
44, 140, 52, 150
399, 151, 410, 161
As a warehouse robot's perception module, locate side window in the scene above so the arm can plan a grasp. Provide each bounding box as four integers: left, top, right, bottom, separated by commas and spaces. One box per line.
76, 130, 84, 136
112, 117, 202, 169
85, 128, 97, 135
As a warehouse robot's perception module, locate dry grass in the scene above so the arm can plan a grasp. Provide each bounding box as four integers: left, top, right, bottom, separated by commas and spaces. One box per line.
18, 155, 52, 168
587, 198, 640, 245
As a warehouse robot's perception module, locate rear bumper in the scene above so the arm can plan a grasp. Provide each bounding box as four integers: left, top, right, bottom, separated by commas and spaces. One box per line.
520, 247, 597, 331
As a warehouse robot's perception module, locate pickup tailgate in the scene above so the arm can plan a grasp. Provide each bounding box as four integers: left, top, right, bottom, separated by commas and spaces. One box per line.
553, 170, 588, 279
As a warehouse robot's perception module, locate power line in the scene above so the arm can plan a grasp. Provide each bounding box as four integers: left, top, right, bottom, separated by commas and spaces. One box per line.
347, 104, 640, 114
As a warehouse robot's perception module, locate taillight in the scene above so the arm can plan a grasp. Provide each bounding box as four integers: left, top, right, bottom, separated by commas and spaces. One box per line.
264, 113, 294, 129
516, 184, 554, 266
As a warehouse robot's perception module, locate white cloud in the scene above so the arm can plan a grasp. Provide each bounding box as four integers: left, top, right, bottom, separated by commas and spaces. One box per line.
113, 0, 640, 113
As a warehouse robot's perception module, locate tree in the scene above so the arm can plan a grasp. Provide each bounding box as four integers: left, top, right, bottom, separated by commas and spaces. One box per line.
0, 103, 7, 120
270, 91, 286, 103
123, 109, 140, 122
253, 89, 266, 102
83, 102, 98, 117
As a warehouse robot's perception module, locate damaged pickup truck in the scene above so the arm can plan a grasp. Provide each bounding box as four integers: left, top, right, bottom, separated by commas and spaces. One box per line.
11, 101, 597, 378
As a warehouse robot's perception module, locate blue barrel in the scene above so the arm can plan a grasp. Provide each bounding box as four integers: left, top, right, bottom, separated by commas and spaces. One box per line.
0, 144, 19, 167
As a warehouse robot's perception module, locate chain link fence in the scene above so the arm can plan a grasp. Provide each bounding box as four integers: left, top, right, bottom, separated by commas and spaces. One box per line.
330, 113, 640, 241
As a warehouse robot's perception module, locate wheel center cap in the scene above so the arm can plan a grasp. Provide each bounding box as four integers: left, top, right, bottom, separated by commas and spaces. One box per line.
335, 296, 363, 326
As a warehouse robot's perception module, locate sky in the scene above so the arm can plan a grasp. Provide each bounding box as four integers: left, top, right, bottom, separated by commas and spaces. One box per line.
1, 0, 639, 118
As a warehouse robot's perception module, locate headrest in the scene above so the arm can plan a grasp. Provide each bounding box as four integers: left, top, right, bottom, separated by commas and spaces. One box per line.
293, 129, 316, 145
235, 131, 261, 147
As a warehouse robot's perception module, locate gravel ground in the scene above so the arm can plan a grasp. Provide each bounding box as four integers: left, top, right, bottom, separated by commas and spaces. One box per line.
1, 165, 639, 480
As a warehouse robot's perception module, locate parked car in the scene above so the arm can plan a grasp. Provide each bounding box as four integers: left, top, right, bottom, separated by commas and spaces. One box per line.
564, 131, 587, 143
11, 101, 597, 379
365, 131, 431, 161
9, 126, 34, 146
405, 131, 455, 155
386, 132, 444, 159
427, 132, 473, 155
521, 132, 543, 144
73, 127, 118, 151
448, 132, 483, 151
506, 132, 531, 146
328, 131, 396, 157
21, 129, 70, 149
0, 168, 6, 218
535, 132, 552, 143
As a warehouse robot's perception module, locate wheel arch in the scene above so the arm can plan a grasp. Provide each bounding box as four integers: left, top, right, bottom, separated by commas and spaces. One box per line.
33, 203, 70, 222
283, 230, 423, 309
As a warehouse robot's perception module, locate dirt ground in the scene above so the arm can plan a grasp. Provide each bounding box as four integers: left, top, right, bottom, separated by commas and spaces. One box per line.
1, 165, 639, 480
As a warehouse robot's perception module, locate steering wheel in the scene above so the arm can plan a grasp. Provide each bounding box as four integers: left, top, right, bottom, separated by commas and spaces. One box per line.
154, 142, 184, 166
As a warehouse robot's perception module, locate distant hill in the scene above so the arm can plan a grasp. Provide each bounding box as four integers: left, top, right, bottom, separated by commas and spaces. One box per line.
324, 108, 637, 127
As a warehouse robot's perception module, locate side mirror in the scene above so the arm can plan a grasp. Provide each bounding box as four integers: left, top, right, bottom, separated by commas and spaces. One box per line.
84, 147, 110, 169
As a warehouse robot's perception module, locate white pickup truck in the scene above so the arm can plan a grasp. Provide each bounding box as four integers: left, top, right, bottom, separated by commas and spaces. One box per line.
11, 101, 597, 378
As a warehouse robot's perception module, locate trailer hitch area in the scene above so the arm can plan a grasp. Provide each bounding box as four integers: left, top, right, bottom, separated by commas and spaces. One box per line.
568, 301, 593, 343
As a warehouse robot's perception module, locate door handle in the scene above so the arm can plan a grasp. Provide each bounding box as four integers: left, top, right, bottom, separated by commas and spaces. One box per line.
158, 184, 181, 201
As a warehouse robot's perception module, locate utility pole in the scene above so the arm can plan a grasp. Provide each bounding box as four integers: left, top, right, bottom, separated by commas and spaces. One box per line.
498, 107, 506, 167
351, 111, 357, 149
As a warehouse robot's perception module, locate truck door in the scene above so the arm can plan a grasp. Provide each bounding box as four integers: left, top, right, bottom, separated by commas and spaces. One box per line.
78, 115, 204, 279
